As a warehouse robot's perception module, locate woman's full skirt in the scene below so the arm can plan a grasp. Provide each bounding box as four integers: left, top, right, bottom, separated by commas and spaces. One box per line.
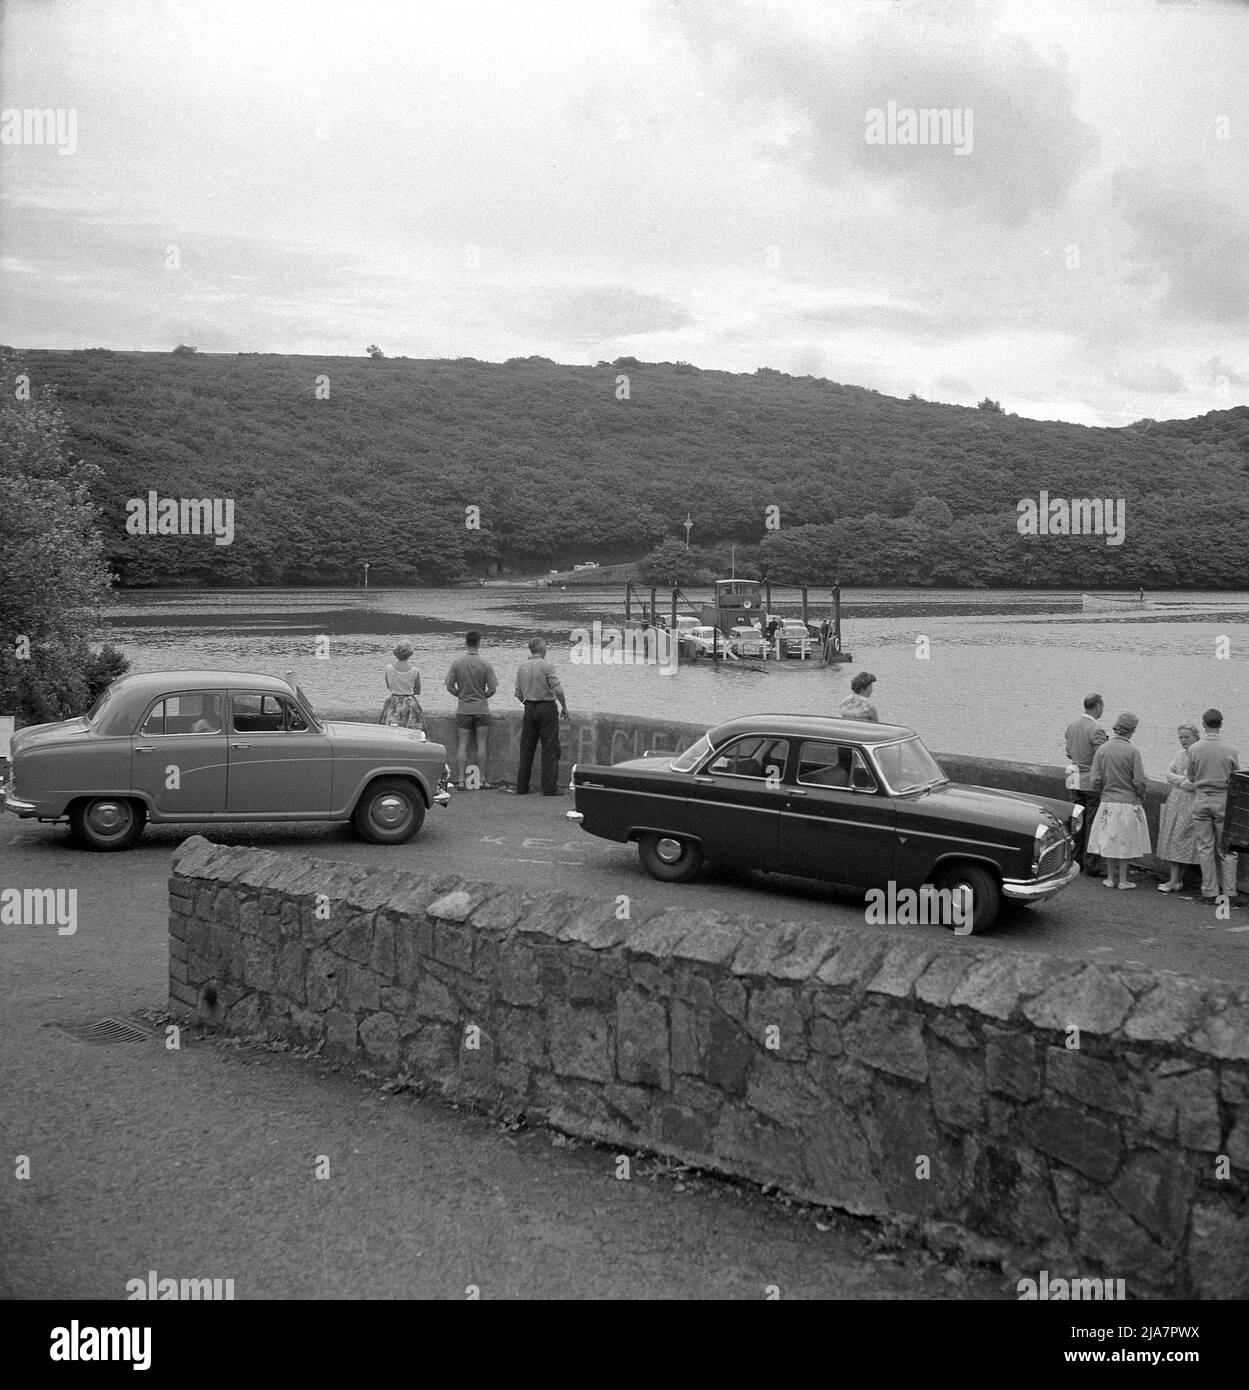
1087, 801, 1152, 859
1155, 787, 1198, 865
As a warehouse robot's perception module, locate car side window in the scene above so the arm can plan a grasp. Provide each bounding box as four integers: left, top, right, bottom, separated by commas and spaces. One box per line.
140, 693, 223, 736
232, 693, 310, 733
706, 736, 789, 783
797, 741, 877, 792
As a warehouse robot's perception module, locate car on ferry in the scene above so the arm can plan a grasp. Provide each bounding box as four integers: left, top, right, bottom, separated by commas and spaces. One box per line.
566, 714, 1081, 933
2, 670, 452, 850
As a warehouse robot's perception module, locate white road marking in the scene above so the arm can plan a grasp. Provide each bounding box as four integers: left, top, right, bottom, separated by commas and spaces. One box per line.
1227, 925, 1249, 933
516, 858, 553, 864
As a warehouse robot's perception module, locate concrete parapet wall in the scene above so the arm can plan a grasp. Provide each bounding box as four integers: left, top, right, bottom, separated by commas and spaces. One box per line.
327, 707, 1171, 845
170, 836, 1249, 1296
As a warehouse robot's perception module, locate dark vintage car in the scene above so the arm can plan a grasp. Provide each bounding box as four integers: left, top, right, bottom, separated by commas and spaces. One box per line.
566, 714, 1081, 932
2, 670, 452, 850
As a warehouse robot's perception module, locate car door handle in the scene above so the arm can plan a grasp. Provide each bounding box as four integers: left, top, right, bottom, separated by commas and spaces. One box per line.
695, 776, 715, 784
134, 744, 156, 753
788, 788, 808, 797
230, 742, 251, 750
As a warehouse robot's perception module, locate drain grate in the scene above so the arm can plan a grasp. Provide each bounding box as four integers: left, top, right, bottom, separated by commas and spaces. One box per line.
51, 1016, 154, 1046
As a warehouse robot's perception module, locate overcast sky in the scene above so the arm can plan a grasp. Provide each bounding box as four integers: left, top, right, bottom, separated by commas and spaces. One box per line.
1, 0, 1245, 424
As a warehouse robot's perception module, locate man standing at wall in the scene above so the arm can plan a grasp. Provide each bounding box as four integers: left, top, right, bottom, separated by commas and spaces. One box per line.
1185, 707, 1245, 907
1065, 693, 1108, 874
514, 637, 570, 796
445, 630, 498, 789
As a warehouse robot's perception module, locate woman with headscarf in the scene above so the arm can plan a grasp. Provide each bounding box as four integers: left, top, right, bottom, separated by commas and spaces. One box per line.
1086, 711, 1152, 890
380, 642, 426, 732
1156, 723, 1201, 892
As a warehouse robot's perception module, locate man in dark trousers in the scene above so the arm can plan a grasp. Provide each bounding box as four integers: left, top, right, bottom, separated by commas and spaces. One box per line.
444, 630, 498, 789
514, 637, 570, 795
1065, 692, 1108, 873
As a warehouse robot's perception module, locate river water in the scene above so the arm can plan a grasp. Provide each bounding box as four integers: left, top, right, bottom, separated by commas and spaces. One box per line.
103, 587, 1248, 775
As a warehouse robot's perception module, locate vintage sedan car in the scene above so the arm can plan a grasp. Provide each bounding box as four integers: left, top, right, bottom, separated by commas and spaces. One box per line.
2, 670, 452, 850
728, 625, 766, 659
566, 714, 1081, 932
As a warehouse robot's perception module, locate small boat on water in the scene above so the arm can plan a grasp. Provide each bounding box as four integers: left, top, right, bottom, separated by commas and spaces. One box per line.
1082, 593, 1147, 612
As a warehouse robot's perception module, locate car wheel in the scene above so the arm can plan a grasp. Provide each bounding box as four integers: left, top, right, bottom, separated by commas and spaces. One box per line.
637, 833, 703, 883
353, 778, 425, 844
934, 863, 1000, 934
69, 797, 146, 851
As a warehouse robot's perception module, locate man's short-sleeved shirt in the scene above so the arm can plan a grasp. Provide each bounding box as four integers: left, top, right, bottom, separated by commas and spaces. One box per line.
445, 653, 498, 715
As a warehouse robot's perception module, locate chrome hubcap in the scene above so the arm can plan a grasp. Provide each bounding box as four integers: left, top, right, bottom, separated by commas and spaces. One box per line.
372, 794, 410, 830
656, 837, 684, 863
89, 801, 129, 835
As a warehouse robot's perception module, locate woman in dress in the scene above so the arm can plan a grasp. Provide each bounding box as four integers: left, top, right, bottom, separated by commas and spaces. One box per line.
1155, 723, 1201, 891
379, 642, 426, 732
839, 671, 879, 722
1087, 712, 1152, 889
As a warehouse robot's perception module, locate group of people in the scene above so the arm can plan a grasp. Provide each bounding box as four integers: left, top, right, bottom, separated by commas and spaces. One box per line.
1065, 694, 1246, 905
380, 633, 569, 794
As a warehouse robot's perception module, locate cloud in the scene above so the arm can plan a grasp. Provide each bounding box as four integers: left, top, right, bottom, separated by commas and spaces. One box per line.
668, 0, 1098, 222
1113, 163, 1249, 323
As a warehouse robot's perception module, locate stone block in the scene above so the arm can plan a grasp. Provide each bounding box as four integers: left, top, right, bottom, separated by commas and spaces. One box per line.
1122, 978, 1209, 1044
237, 897, 262, 936
557, 899, 635, 950
494, 1005, 547, 1065
616, 992, 670, 1089
414, 975, 460, 1023
913, 949, 980, 1007
670, 1000, 701, 1075
226, 993, 264, 1036
810, 1018, 845, 1058
1188, 1201, 1249, 1299
815, 935, 889, 989
843, 1003, 928, 1083
371, 914, 396, 978
1022, 1104, 1123, 1183
746, 985, 806, 1060
985, 1031, 1040, 1100
340, 962, 380, 1014
427, 889, 482, 923
928, 1043, 986, 1130
732, 921, 838, 981
432, 920, 475, 974
658, 1103, 711, 1153
1109, 1150, 1194, 1246
1190, 1002, 1249, 1061
473, 890, 534, 934
403, 1024, 457, 1079
713, 977, 747, 1023
381, 986, 411, 1015
515, 893, 584, 939
1045, 1048, 1135, 1118
671, 915, 750, 967
866, 941, 936, 999
704, 1011, 754, 1097
395, 918, 433, 987
276, 941, 306, 1004
359, 1011, 400, 1064
1022, 966, 1134, 1036
624, 909, 700, 960
926, 1014, 976, 1049
306, 948, 338, 1012
549, 1003, 612, 1082
1139, 1061, 1217, 1150
1073, 1190, 1176, 1290
329, 913, 374, 964
242, 934, 276, 993
498, 943, 543, 1006
568, 967, 620, 1005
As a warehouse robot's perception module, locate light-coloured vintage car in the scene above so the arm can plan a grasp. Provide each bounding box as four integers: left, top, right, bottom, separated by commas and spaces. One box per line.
2, 670, 452, 850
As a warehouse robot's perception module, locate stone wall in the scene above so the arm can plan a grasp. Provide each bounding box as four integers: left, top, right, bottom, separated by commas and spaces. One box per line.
169, 836, 1249, 1297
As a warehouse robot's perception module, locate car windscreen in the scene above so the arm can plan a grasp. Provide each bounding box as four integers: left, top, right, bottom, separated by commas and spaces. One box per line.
85, 686, 115, 726
873, 737, 948, 794
670, 734, 712, 772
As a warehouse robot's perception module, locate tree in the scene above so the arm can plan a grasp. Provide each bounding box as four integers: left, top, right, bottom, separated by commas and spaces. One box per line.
977, 397, 1004, 413
172, 344, 197, 355
0, 353, 127, 723
637, 539, 714, 587
366, 344, 386, 359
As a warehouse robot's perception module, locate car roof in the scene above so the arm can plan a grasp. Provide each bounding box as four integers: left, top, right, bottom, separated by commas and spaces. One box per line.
707, 713, 918, 745
109, 670, 297, 698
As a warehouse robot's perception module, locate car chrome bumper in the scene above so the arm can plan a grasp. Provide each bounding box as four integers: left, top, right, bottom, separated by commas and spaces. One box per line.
1001, 859, 1080, 902
566, 809, 583, 822
2, 783, 37, 815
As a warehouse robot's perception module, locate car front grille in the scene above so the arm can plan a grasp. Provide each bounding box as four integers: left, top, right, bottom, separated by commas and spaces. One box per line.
1038, 837, 1069, 878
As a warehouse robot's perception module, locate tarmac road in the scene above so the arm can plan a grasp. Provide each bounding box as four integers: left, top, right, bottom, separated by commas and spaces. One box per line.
0, 791, 1244, 1300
